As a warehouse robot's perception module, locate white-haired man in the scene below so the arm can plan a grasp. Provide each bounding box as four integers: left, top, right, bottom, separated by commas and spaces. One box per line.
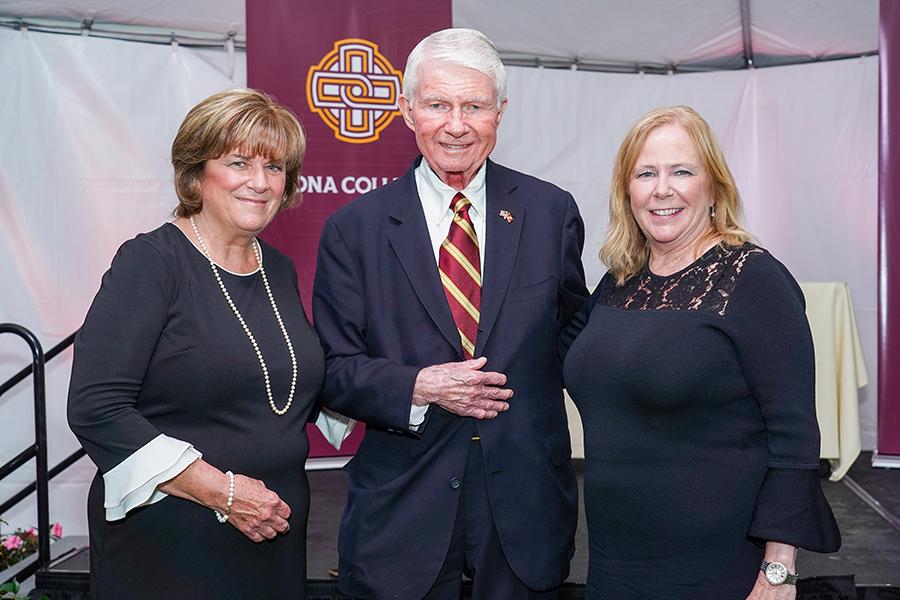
313, 28, 588, 599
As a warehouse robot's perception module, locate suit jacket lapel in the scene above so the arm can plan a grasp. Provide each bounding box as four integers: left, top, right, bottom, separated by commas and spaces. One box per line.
387, 160, 464, 357
476, 160, 524, 356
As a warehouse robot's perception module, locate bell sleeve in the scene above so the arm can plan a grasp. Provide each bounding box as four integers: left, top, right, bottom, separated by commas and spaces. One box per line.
726, 252, 840, 552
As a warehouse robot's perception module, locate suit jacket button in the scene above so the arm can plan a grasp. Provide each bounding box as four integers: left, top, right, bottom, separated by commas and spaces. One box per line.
449, 477, 461, 489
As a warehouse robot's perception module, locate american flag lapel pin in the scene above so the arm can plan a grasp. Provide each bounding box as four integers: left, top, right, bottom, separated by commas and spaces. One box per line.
498, 209, 514, 223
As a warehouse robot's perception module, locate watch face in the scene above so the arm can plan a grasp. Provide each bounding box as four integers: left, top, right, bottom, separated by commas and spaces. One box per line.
765, 562, 788, 585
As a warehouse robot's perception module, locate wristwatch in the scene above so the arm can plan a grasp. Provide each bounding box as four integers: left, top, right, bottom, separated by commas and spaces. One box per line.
760, 560, 799, 585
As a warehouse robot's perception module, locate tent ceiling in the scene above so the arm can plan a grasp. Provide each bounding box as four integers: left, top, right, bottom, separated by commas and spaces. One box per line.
0, 0, 243, 37
457, 0, 878, 71
0, 0, 879, 71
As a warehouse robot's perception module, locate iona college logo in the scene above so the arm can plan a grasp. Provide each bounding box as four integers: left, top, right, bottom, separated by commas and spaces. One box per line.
306, 39, 403, 144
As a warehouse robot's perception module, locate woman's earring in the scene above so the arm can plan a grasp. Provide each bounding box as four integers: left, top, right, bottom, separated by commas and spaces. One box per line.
709, 204, 717, 219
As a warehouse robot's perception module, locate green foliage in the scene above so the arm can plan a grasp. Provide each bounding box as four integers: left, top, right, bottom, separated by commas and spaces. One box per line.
0, 580, 49, 600
0, 580, 21, 598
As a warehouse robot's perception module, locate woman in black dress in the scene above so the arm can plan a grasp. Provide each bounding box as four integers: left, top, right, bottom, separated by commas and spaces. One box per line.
562, 106, 840, 599
67, 89, 324, 599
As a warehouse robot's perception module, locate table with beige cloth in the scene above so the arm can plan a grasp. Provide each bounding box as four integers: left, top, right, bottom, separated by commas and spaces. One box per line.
565, 282, 867, 481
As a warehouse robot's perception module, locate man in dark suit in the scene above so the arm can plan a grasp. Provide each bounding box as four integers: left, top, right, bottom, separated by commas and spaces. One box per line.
313, 27, 589, 599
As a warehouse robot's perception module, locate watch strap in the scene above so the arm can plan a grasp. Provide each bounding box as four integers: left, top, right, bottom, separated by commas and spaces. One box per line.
760, 560, 799, 586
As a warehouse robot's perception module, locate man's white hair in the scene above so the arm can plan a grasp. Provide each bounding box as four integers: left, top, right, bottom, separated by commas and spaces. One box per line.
403, 28, 507, 108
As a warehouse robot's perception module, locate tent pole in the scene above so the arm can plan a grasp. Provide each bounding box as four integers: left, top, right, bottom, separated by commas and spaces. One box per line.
739, 0, 754, 68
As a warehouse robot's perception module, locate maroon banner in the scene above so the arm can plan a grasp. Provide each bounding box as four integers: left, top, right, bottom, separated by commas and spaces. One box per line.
247, 0, 451, 458
877, 0, 900, 464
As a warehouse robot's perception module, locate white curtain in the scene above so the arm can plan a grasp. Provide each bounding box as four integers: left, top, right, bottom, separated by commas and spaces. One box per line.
0, 27, 876, 536
0, 28, 245, 535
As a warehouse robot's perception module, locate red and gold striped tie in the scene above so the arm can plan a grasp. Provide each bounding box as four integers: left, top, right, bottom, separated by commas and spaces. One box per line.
439, 192, 481, 359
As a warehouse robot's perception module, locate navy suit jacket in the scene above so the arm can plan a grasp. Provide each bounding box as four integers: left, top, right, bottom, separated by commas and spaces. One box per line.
313, 158, 589, 598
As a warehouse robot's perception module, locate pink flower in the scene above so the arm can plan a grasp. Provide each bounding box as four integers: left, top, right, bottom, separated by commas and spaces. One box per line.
25, 528, 36, 537
51, 522, 63, 538
2, 535, 22, 550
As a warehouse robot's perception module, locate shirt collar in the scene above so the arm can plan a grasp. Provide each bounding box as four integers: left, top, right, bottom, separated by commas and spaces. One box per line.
416, 158, 487, 226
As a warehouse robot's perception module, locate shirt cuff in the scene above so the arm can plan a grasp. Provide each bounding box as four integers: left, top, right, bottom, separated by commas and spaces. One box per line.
102, 434, 201, 521
409, 404, 428, 431
315, 407, 358, 450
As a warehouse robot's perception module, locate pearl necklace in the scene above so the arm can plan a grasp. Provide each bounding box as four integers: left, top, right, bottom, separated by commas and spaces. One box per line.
189, 216, 297, 415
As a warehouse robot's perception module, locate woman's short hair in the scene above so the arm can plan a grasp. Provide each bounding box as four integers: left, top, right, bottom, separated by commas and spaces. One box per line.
601, 105, 752, 284
171, 88, 306, 217
403, 28, 507, 108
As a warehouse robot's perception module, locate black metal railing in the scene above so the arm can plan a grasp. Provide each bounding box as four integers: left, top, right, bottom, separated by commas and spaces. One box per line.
0, 323, 50, 580
0, 331, 74, 398
0, 325, 83, 583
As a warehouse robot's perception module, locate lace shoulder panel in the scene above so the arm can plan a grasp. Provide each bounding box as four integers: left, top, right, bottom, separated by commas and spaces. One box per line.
600, 243, 765, 315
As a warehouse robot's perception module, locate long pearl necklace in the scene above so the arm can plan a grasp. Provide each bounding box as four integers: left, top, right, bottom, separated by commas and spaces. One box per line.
189, 216, 297, 415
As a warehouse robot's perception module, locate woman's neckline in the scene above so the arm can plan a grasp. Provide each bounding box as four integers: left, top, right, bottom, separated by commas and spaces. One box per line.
644, 242, 724, 280
166, 221, 262, 277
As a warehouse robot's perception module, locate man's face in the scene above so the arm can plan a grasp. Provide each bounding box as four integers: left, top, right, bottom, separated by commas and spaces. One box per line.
399, 60, 506, 190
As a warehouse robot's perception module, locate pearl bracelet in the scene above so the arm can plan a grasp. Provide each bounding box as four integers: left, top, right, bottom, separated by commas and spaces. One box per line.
215, 471, 235, 523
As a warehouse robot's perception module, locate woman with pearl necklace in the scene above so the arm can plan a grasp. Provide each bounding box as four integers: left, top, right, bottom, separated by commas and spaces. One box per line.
68, 88, 325, 599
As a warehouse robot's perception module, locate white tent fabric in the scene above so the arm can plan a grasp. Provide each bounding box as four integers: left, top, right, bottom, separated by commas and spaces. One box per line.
0, 0, 244, 36
0, 27, 246, 534
456, 0, 878, 70
0, 0, 879, 69
0, 6, 878, 537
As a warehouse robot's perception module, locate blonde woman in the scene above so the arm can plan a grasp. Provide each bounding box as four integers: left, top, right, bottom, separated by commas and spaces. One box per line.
561, 106, 840, 599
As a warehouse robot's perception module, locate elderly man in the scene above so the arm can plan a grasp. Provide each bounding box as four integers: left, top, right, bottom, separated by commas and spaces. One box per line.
313, 28, 589, 599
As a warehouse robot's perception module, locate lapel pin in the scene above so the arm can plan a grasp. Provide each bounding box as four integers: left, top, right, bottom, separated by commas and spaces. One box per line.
498, 209, 514, 223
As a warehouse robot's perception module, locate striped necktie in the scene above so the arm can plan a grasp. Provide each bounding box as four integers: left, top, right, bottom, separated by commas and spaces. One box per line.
439, 192, 482, 359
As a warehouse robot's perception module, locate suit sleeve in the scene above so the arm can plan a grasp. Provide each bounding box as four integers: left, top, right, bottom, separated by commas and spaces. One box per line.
557, 193, 590, 329
727, 254, 840, 552
313, 217, 422, 432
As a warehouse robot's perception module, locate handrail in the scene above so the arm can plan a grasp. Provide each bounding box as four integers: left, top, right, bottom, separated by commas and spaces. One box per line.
0, 448, 86, 516
0, 447, 37, 481
0, 323, 50, 581
0, 331, 85, 510
0, 331, 75, 398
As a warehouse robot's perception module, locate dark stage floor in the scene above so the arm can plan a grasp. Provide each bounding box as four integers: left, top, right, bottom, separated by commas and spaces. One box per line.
307, 452, 900, 586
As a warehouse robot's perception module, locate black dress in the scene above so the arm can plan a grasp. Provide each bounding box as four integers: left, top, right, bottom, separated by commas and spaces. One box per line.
562, 243, 840, 599
68, 223, 324, 599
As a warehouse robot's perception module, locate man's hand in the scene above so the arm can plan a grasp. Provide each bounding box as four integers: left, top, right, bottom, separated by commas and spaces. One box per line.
412, 357, 512, 419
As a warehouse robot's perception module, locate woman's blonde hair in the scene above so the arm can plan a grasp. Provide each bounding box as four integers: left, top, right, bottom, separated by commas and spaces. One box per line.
171, 88, 306, 217
601, 105, 751, 285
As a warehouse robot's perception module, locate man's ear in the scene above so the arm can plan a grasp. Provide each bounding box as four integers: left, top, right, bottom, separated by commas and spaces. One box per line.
496, 98, 508, 126
399, 95, 416, 131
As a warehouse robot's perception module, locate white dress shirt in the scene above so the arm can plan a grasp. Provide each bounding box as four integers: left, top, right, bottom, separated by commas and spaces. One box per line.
315, 158, 490, 446
415, 158, 487, 273
408, 159, 488, 427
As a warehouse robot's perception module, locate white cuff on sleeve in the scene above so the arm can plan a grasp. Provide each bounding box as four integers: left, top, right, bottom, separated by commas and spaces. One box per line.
409, 403, 428, 431
315, 407, 357, 450
102, 433, 201, 521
